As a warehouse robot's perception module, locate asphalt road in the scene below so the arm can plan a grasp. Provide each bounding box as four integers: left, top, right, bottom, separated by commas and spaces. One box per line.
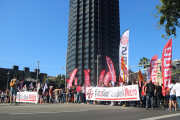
0, 103, 180, 120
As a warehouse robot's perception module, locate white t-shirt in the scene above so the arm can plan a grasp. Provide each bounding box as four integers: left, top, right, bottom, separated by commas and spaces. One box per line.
169, 84, 175, 95
173, 83, 180, 97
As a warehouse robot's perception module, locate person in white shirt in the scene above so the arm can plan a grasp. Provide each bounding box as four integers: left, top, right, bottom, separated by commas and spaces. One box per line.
173, 81, 180, 111
1, 91, 5, 102
164, 80, 176, 111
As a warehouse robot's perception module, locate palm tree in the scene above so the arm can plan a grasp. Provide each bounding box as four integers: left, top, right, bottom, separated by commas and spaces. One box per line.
139, 57, 150, 69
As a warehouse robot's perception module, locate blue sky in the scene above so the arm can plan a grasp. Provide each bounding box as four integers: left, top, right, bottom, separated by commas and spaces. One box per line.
0, 0, 179, 76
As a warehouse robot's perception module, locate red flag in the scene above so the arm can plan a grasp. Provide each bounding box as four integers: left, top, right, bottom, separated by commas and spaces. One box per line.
87, 69, 90, 73
139, 78, 141, 87
150, 55, 158, 84
98, 70, 106, 86
162, 39, 172, 92
119, 75, 123, 84
84, 70, 90, 87
138, 69, 144, 83
103, 71, 111, 86
66, 79, 69, 84
69, 72, 71, 77
106, 56, 116, 82
121, 55, 129, 79
75, 77, 77, 86
68, 69, 78, 88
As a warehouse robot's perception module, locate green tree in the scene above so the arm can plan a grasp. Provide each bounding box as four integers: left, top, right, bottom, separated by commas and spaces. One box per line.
43, 74, 47, 83
154, 0, 180, 39
139, 57, 150, 69
55, 74, 65, 85
172, 69, 180, 81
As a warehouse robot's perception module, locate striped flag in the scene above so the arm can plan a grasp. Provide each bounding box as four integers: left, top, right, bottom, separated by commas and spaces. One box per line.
20, 80, 24, 89
138, 69, 144, 83
121, 55, 128, 80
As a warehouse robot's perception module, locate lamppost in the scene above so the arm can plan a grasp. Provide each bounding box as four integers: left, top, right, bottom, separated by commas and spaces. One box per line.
7, 71, 10, 89
95, 54, 101, 86
61, 50, 70, 88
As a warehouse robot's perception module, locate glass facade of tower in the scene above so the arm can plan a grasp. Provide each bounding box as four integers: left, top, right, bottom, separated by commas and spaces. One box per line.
67, 0, 120, 86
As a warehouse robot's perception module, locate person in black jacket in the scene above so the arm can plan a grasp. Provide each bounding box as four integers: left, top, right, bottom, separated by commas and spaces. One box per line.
145, 79, 156, 110
155, 82, 162, 108
38, 86, 43, 103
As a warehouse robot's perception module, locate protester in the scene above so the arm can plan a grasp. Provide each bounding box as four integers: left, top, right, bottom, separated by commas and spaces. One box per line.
54, 86, 59, 103
10, 74, 22, 105
155, 82, 162, 108
66, 87, 71, 103
5, 89, 10, 103
63, 88, 66, 103
73, 86, 77, 103
1, 91, 5, 102
81, 84, 86, 103
145, 79, 156, 110
33, 87, 37, 92
173, 81, 180, 111
38, 86, 43, 104
45, 88, 49, 103
164, 80, 176, 111
49, 86, 53, 103
76, 84, 82, 103
141, 82, 147, 108
59, 88, 63, 103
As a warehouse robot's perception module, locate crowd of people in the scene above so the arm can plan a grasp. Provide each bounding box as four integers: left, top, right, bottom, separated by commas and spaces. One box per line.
1, 74, 180, 112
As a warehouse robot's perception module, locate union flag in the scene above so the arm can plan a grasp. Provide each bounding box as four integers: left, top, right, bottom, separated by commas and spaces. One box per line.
121, 55, 128, 79
138, 69, 144, 83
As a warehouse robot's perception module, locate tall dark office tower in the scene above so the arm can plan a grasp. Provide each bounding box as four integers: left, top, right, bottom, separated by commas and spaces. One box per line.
67, 0, 120, 86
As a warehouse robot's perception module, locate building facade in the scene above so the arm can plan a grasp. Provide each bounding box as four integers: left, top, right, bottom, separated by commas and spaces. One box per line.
156, 59, 180, 85
67, 0, 120, 85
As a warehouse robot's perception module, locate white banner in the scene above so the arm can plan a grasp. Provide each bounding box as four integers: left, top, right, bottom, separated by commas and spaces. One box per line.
119, 30, 129, 82
16, 92, 38, 103
86, 85, 140, 101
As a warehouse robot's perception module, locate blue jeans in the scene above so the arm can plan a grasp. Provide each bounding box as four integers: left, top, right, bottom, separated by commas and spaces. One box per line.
10, 88, 17, 96
146, 93, 154, 108
89, 100, 93, 104
76, 92, 81, 103
81, 93, 85, 103
130, 101, 135, 106
62, 93, 66, 103
142, 95, 146, 107
176, 97, 180, 109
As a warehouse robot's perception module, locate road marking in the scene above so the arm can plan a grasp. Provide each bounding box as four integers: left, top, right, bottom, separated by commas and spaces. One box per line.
139, 113, 180, 120
9, 110, 88, 115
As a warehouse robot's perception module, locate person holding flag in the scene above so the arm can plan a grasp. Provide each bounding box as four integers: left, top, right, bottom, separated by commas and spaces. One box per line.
9, 74, 22, 105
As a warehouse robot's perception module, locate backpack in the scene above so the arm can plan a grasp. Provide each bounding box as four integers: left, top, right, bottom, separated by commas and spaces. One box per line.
148, 83, 155, 93
10, 79, 17, 88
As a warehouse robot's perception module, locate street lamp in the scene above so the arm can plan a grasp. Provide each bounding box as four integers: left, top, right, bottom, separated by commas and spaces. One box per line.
61, 50, 70, 88
95, 54, 101, 86
7, 71, 10, 89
